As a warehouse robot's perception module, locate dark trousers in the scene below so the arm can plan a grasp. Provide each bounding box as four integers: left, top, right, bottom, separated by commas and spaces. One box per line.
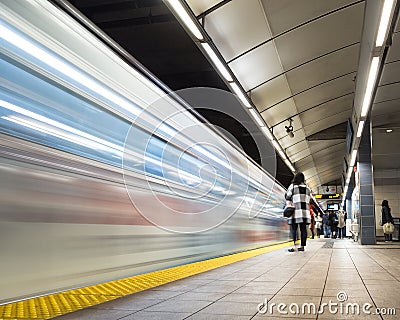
291, 222, 307, 247
338, 227, 345, 238
384, 233, 392, 241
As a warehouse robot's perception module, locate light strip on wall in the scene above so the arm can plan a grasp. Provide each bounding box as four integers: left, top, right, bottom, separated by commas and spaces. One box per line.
249, 108, 265, 127
356, 120, 365, 138
229, 82, 252, 108
200, 43, 233, 82
349, 149, 358, 167
0, 22, 142, 117
271, 139, 282, 154
165, 0, 203, 40
261, 126, 273, 140
361, 57, 380, 117
285, 159, 295, 172
376, 0, 395, 47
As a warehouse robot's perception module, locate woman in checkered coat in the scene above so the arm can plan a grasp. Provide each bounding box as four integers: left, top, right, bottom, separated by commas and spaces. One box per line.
285, 172, 311, 252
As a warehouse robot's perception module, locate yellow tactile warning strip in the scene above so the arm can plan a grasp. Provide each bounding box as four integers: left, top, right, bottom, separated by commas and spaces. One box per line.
0, 240, 298, 319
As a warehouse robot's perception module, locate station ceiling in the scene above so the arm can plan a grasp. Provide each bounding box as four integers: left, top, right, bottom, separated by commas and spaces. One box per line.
66, 0, 400, 190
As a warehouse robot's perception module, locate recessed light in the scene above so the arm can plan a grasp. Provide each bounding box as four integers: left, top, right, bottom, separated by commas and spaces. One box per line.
386, 129, 393, 133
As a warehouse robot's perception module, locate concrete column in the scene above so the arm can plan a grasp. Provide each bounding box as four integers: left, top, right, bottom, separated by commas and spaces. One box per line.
358, 118, 376, 245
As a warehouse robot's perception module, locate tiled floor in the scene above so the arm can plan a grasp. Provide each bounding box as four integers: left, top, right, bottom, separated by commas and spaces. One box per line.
54, 239, 400, 320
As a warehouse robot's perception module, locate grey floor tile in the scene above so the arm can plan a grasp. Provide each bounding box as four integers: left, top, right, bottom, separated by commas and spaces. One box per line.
278, 287, 323, 296
90, 297, 163, 311
175, 291, 227, 301
186, 313, 250, 320
144, 299, 212, 313
133, 289, 186, 300
198, 301, 258, 316
53, 309, 133, 320
219, 293, 272, 303
120, 311, 190, 320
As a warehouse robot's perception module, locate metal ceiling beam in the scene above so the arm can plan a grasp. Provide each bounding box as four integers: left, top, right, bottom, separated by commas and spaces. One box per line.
196, 0, 232, 20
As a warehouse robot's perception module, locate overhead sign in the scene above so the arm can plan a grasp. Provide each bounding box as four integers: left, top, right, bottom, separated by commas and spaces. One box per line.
315, 194, 341, 199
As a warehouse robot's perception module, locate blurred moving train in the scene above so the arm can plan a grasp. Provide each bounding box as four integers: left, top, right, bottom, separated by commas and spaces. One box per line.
0, 0, 288, 303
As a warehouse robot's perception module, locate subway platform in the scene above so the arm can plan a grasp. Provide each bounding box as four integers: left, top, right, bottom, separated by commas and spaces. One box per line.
51, 239, 400, 320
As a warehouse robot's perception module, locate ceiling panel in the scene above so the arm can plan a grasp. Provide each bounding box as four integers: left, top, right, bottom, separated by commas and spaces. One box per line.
303, 167, 319, 179
286, 142, 311, 162
293, 74, 355, 113
372, 98, 400, 117
261, 0, 355, 36
286, 44, 359, 94
299, 94, 352, 127
310, 144, 346, 161
252, 75, 292, 111
274, 3, 363, 71
296, 156, 316, 171
205, 0, 271, 61
303, 109, 350, 137
387, 32, 400, 62
309, 140, 345, 154
261, 98, 297, 127
185, 0, 222, 16
379, 61, 400, 86
374, 83, 400, 103
228, 42, 282, 91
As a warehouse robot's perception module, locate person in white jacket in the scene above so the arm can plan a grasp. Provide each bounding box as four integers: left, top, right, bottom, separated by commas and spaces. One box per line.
285, 172, 311, 252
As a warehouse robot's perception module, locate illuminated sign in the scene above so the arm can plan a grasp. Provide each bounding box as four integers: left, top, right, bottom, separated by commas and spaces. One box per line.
315, 194, 341, 199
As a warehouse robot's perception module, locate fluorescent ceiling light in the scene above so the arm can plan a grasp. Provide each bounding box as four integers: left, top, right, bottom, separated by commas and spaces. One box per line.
349, 149, 358, 167
271, 139, 282, 153
356, 120, 365, 138
165, 0, 203, 40
277, 148, 286, 160
376, 0, 395, 46
249, 108, 265, 127
261, 126, 273, 140
361, 57, 380, 117
346, 169, 352, 183
229, 82, 252, 108
200, 43, 233, 82
285, 159, 295, 172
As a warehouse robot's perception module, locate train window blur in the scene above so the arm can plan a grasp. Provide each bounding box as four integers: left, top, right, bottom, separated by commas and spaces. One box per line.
0, 57, 128, 166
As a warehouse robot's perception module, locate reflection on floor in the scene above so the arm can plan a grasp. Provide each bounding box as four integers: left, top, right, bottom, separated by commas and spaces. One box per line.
55, 238, 400, 320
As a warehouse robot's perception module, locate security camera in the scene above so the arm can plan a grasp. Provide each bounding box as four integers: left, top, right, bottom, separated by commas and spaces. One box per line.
286, 129, 294, 138
285, 118, 294, 138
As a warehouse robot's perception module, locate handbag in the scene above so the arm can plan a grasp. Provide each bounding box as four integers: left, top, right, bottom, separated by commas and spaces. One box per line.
283, 200, 295, 218
383, 222, 394, 234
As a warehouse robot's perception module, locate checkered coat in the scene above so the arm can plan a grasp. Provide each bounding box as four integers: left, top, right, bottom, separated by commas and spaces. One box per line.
285, 183, 311, 224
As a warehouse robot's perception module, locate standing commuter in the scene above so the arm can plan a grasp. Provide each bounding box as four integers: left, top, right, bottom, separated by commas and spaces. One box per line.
329, 211, 338, 239
337, 210, 346, 239
381, 200, 394, 242
286, 172, 311, 252
322, 212, 331, 238
315, 213, 322, 237
310, 204, 316, 239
